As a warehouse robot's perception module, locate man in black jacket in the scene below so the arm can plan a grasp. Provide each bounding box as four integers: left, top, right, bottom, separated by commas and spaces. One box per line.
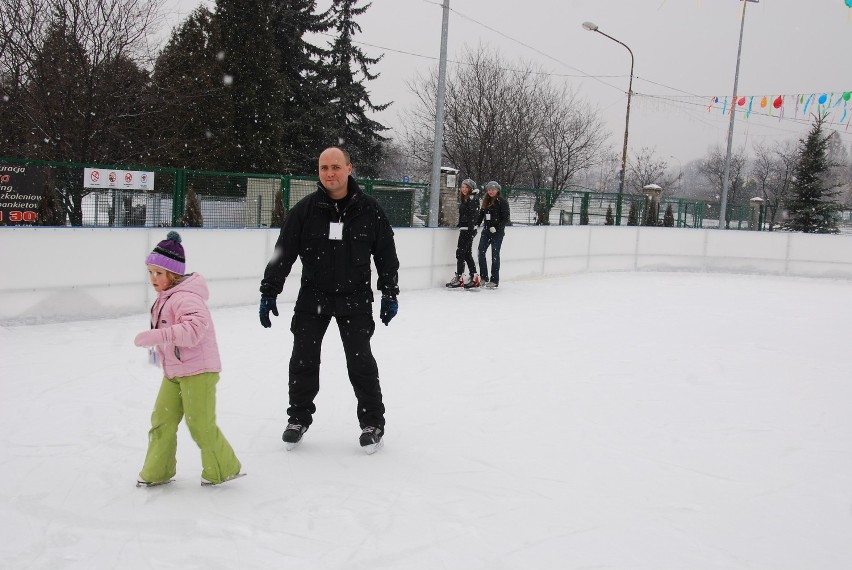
258, 146, 400, 453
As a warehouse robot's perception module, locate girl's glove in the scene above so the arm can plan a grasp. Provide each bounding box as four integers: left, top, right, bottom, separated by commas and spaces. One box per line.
135, 328, 170, 347
489, 226, 497, 233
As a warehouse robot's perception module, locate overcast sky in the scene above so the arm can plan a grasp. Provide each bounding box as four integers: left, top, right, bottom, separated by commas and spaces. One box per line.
158, 0, 852, 168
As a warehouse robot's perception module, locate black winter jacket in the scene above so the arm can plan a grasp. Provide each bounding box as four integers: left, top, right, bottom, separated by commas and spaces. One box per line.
477, 197, 511, 233
457, 195, 480, 230
260, 177, 400, 316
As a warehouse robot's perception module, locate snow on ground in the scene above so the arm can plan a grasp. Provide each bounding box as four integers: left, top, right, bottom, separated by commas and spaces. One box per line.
1, 271, 852, 570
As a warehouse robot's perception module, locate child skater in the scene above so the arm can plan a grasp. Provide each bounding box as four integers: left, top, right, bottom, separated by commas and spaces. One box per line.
446, 178, 481, 289
134, 231, 242, 487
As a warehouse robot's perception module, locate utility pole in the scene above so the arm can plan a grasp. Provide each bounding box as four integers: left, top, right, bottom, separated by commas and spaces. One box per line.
719, 0, 759, 229
427, 0, 450, 227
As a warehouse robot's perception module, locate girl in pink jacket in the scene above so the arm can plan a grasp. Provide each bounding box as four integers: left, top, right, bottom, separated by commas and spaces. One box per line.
134, 232, 242, 487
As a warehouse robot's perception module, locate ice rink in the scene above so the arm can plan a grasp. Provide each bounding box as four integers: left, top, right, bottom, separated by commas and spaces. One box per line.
2, 271, 851, 569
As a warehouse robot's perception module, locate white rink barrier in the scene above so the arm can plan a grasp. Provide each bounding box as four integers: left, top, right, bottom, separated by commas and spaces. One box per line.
2, 225, 852, 323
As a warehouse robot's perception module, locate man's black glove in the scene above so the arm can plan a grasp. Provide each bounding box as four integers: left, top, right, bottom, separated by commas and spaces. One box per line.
380, 294, 398, 326
259, 296, 279, 328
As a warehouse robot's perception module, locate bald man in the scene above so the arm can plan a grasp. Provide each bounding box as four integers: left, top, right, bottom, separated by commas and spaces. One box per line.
259, 147, 399, 454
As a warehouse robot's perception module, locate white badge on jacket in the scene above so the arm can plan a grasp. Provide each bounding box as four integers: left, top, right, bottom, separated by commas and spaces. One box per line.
329, 222, 343, 240
486, 213, 491, 220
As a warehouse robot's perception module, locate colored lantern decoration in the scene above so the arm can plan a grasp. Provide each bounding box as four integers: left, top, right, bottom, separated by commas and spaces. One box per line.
818, 93, 828, 105
760, 96, 768, 108
844, 92, 851, 101
737, 96, 746, 106
846, 0, 852, 7
773, 96, 783, 109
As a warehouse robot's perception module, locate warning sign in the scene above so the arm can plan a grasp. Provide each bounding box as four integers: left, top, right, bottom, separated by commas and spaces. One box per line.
84, 168, 155, 190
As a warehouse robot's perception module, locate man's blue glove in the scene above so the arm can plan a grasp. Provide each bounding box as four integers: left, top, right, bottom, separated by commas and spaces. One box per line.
259, 296, 279, 328
380, 295, 398, 326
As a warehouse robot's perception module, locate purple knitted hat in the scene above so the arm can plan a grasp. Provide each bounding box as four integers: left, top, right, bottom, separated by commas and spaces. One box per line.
146, 231, 185, 275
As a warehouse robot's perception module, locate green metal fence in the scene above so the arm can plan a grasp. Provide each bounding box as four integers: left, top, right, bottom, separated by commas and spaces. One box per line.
0, 157, 430, 228
1, 157, 773, 230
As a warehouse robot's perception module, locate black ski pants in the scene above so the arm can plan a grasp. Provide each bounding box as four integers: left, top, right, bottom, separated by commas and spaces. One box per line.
455, 228, 477, 276
287, 310, 385, 430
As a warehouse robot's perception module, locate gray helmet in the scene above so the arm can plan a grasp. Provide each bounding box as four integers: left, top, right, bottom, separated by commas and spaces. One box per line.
484, 181, 501, 192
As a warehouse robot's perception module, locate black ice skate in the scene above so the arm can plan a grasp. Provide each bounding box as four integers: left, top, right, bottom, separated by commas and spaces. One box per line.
282, 423, 308, 450
359, 426, 384, 454
463, 273, 481, 289
445, 274, 463, 288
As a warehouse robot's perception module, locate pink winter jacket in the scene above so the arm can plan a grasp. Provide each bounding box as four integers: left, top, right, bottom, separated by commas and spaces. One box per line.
134, 273, 222, 379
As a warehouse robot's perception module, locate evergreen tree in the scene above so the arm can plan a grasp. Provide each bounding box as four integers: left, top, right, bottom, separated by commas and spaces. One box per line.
782, 114, 841, 234
270, 190, 287, 227
325, 0, 389, 177
181, 186, 204, 227
643, 201, 658, 226
150, 7, 233, 170
627, 200, 638, 226
271, 0, 332, 174
605, 204, 614, 225
217, 0, 285, 173
1, 1, 155, 166
663, 203, 675, 227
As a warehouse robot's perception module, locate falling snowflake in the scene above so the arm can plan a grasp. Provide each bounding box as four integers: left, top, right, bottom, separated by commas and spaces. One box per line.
223, 74, 233, 86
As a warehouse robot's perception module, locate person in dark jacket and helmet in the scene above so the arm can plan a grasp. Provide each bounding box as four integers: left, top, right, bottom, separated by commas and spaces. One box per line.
258, 146, 400, 454
446, 178, 481, 289
476, 181, 510, 288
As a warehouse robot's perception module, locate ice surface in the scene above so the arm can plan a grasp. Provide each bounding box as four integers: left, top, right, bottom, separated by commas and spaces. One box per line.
2, 272, 851, 569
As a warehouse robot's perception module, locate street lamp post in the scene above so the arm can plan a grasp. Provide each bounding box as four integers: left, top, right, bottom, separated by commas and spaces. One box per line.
583, 21, 634, 226
719, 0, 759, 229
670, 155, 683, 192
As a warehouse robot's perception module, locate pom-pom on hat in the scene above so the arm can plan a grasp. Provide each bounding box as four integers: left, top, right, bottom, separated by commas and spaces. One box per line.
146, 231, 186, 275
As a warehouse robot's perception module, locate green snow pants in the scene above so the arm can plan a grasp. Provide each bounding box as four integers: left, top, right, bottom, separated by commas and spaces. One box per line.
139, 372, 241, 484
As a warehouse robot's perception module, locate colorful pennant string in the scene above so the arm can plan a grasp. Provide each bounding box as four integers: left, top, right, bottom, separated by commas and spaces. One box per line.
703, 90, 852, 130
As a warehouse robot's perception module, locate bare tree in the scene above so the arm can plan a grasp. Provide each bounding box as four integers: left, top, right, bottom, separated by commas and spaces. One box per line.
525, 83, 608, 224
377, 139, 429, 182
0, 0, 164, 225
751, 141, 798, 230
698, 145, 749, 228
401, 45, 606, 223
627, 147, 675, 194
402, 46, 546, 186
